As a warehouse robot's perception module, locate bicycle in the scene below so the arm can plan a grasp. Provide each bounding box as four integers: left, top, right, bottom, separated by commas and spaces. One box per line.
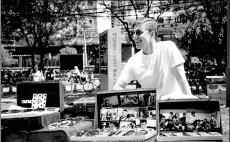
82, 70, 100, 92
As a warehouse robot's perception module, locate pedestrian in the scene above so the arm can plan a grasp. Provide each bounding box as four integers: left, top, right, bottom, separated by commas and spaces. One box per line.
113, 17, 195, 100
31, 65, 44, 81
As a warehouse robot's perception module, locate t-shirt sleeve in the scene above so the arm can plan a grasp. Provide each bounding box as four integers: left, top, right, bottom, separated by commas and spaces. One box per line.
117, 60, 134, 84
168, 41, 185, 68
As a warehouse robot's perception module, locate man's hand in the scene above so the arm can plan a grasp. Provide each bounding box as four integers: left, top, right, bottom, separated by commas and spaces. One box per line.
113, 80, 128, 90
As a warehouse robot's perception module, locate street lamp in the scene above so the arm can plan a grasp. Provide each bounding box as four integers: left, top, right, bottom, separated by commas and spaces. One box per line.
82, 22, 91, 69
81, 22, 98, 69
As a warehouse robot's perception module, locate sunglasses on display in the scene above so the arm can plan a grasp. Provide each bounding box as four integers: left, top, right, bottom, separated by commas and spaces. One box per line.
134, 29, 149, 37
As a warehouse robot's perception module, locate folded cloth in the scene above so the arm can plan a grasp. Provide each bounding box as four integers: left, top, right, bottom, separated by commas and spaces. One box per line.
8, 105, 26, 110
160, 93, 198, 100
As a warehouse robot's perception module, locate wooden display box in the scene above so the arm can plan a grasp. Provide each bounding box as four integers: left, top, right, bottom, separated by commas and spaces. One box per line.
156, 98, 223, 142
70, 88, 158, 142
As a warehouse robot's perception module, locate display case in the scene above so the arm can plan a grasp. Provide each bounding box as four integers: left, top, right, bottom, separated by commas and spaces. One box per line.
1, 81, 63, 134
16, 81, 64, 111
156, 98, 223, 142
70, 88, 158, 142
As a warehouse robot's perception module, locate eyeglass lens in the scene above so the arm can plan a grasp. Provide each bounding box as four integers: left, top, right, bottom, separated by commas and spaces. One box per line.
134, 29, 143, 36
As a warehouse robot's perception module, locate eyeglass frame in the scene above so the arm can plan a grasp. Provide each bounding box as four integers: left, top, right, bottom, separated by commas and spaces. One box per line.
133, 29, 149, 37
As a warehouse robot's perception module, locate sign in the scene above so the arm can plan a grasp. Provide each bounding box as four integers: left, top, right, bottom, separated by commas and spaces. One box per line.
99, 27, 122, 91
108, 27, 122, 90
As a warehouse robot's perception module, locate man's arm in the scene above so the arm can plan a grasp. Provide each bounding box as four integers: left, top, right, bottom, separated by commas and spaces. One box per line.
113, 80, 128, 90
172, 63, 192, 95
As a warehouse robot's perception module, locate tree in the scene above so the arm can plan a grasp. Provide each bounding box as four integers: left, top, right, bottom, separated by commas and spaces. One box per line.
98, 0, 172, 48
0, 46, 16, 67
172, 0, 227, 71
1, 0, 93, 69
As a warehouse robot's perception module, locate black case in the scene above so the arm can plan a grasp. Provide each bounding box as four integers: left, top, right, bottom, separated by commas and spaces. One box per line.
1, 81, 63, 137
16, 81, 64, 111
91, 88, 158, 142
156, 98, 223, 142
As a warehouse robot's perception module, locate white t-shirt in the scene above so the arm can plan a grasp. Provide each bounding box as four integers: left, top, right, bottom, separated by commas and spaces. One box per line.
32, 71, 43, 81
117, 41, 185, 100
73, 69, 80, 76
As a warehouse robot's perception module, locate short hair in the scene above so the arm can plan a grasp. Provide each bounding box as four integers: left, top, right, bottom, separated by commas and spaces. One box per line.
191, 111, 195, 115
134, 17, 158, 37
140, 119, 147, 124
123, 109, 127, 112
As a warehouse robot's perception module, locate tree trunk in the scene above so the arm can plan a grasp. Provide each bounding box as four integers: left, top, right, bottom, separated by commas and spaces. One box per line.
32, 54, 35, 68
40, 53, 45, 72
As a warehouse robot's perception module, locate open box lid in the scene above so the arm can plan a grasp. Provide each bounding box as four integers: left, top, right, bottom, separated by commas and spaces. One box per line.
16, 81, 64, 111
93, 88, 158, 141
156, 98, 223, 141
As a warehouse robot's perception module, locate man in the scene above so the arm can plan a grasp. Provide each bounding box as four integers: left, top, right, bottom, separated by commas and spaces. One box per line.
172, 115, 182, 131
186, 111, 196, 125
119, 110, 128, 121
140, 119, 147, 129
210, 115, 217, 130
31, 65, 44, 81
168, 112, 174, 120
160, 115, 166, 130
73, 66, 81, 83
179, 112, 187, 126
113, 18, 194, 100
101, 99, 112, 107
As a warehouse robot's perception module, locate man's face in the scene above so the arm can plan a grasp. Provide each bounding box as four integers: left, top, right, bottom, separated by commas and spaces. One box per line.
122, 111, 127, 117
172, 117, 176, 122
34, 66, 38, 71
140, 122, 147, 129
133, 24, 151, 50
176, 113, 180, 118
183, 113, 186, 117
161, 117, 166, 122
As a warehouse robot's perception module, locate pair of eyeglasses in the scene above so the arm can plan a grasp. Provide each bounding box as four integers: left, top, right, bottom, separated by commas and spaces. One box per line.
133, 29, 148, 37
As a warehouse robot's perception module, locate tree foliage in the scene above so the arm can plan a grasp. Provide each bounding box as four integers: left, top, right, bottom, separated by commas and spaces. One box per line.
172, 0, 227, 68
1, 46, 16, 66
1, 0, 93, 68
98, 0, 172, 47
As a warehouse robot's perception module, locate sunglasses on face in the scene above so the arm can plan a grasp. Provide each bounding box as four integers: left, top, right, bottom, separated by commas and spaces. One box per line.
133, 29, 148, 37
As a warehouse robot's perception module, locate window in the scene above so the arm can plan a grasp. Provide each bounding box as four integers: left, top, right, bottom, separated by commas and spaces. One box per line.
88, 20, 93, 28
